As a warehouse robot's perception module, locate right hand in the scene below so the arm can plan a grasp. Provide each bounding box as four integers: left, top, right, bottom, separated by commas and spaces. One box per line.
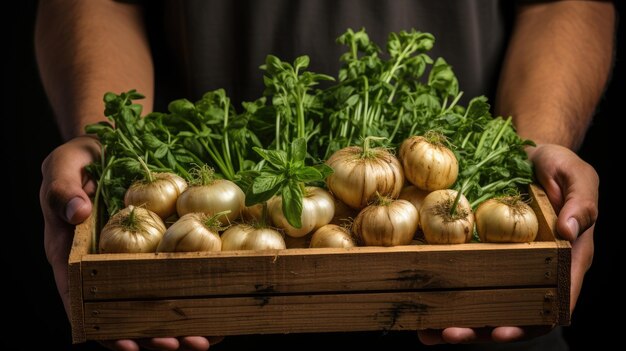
40, 135, 220, 351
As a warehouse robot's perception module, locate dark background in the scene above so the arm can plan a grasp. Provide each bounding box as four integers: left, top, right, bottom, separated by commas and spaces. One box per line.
7, 1, 623, 350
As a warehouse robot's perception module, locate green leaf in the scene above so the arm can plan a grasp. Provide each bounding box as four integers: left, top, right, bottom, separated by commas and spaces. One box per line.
168, 99, 195, 116
85, 122, 113, 135
252, 171, 285, 194
428, 57, 459, 98
290, 138, 307, 164
294, 55, 310, 71
313, 164, 334, 179
253, 147, 288, 168
118, 158, 142, 174
465, 96, 491, 120
154, 144, 168, 159
142, 134, 164, 149
291, 167, 322, 183
281, 181, 304, 228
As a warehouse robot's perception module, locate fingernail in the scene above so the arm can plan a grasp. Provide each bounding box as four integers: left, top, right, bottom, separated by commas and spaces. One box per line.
65, 197, 84, 223
567, 218, 580, 238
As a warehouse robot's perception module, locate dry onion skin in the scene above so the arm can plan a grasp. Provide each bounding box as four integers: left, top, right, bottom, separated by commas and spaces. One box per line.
326, 139, 404, 210
156, 213, 222, 252
268, 186, 335, 238
399, 133, 458, 191
420, 189, 474, 244
99, 205, 166, 253
475, 196, 538, 243
353, 198, 418, 247
221, 224, 286, 251
176, 166, 245, 223
398, 185, 430, 213
310, 224, 356, 248
241, 203, 264, 223
124, 172, 188, 219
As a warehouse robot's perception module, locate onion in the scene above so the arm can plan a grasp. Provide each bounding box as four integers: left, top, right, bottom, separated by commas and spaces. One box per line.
326, 138, 404, 209
99, 205, 166, 253
124, 172, 187, 219
176, 166, 244, 223
221, 224, 286, 251
156, 213, 222, 252
398, 185, 430, 213
268, 187, 335, 238
353, 198, 418, 247
420, 189, 474, 244
310, 224, 356, 248
241, 203, 264, 223
475, 196, 538, 243
399, 133, 458, 191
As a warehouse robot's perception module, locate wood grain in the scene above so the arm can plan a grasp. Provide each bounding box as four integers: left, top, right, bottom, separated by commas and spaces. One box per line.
529, 184, 571, 325
83, 288, 559, 340
80, 243, 561, 300
69, 185, 569, 342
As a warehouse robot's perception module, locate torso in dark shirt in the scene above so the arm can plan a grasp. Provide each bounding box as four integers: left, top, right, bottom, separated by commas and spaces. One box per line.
145, 0, 513, 109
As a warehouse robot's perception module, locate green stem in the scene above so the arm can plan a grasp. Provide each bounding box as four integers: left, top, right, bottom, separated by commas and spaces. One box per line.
449, 188, 464, 217
275, 111, 281, 151
388, 106, 404, 142
136, 156, 154, 182
296, 89, 306, 139
179, 119, 233, 179
361, 76, 370, 139
444, 92, 463, 114
491, 117, 512, 150
222, 100, 234, 172
92, 154, 118, 253
361, 136, 386, 158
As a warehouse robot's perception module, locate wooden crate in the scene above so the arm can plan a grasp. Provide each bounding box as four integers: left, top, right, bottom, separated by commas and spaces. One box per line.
68, 184, 570, 343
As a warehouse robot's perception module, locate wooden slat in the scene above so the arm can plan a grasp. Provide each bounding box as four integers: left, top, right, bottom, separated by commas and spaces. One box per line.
529, 184, 559, 242
68, 213, 93, 343
70, 185, 570, 342
529, 185, 572, 325
83, 288, 559, 340
81, 243, 560, 300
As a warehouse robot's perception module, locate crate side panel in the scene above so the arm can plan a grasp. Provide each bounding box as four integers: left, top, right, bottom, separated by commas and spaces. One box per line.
83, 288, 559, 340
529, 185, 572, 323
68, 213, 93, 343
529, 184, 559, 242
81, 244, 560, 300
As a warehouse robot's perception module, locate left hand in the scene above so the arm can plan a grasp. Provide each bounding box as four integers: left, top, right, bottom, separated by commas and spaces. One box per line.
418, 143, 598, 344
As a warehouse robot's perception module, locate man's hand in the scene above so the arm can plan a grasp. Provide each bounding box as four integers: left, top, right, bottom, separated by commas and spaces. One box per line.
40, 136, 219, 351
40, 136, 99, 315
417, 144, 597, 344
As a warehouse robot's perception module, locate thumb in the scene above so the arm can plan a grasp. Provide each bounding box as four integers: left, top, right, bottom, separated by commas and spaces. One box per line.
40, 136, 99, 225
554, 162, 599, 241
64, 196, 92, 225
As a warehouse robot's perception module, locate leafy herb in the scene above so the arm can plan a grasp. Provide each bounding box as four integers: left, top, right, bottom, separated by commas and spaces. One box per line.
87, 28, 535, 228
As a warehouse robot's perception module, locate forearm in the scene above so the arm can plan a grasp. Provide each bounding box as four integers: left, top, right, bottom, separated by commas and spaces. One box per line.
35, 0, 154, 140
495, 1, 615, 150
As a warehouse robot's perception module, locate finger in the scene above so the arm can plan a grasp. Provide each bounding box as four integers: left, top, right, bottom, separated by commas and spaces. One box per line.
442, 327, 477, 343
530, 144, 599, 241
555, 163, 599, 241
417, 329, 444, 345
178, 336, 212, 351
40, 136, 100, 225
491, 326, 525, 342
569, 226, 594, 311
99, 339, 140, 351
137, 337, 180, 350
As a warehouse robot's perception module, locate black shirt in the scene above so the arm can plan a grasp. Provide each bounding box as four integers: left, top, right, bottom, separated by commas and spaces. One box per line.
145, 0, 513, 109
